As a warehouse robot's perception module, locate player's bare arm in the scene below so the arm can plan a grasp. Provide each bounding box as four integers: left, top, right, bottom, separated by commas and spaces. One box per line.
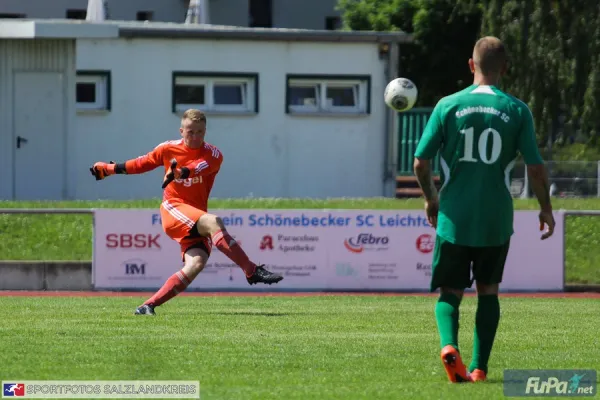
527, 164, 555, 239
414, 158, 438, 201
414, 158, 439, 227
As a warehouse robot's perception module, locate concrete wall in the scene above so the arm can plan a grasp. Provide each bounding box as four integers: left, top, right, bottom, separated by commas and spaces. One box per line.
0, 262, 593, 292
0, 262, 92, 290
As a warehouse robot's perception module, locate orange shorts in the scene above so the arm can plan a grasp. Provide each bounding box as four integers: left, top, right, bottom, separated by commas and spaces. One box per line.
160, 200, 212, 261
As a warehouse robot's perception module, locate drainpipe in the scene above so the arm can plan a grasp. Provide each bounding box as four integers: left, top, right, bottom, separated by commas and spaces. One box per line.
382, 42, 399, 197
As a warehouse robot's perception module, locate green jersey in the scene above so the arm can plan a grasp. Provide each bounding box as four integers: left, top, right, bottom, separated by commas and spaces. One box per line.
414, 84, 544, 247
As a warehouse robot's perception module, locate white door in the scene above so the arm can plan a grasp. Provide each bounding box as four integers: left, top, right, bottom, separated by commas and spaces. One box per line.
13, 72, 65, 200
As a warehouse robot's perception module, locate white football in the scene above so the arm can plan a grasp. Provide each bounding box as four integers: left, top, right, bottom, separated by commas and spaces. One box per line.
384, 78, 418, 112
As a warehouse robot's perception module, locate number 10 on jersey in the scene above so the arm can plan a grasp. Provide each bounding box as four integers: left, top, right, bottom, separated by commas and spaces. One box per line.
459, 127, 502, 164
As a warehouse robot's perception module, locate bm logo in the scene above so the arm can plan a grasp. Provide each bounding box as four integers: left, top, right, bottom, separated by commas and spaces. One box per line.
123, 259, 147, 275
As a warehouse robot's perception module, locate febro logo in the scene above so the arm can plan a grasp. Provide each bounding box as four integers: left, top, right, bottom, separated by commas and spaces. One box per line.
416, 234, 435, 254
504, 369, 596, 397
344, 233, 389, 253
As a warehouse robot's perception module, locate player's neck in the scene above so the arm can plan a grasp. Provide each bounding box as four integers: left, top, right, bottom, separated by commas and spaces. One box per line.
473, 74, 499, 87
184, 140, 204, 149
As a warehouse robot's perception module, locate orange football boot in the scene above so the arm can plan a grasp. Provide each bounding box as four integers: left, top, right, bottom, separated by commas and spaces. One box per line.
469, 369, 487, 382
440, 345, 471, 383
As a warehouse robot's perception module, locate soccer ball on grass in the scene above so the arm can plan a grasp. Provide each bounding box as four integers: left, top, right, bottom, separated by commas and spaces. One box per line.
384, 78, 418, 112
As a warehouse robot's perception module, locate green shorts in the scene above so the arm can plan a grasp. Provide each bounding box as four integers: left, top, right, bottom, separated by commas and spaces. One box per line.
430, 236, 511, 292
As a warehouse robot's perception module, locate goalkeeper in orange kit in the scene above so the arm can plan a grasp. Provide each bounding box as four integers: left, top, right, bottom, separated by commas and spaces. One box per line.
90, 109, 283, 315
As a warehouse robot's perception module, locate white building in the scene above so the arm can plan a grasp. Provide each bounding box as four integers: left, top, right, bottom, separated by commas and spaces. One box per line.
0, 20, 411, 201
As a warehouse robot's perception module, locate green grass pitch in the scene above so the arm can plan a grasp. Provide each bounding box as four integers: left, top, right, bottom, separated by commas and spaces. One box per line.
1, 293, 599, 399
0, 197, 599, 284
1, 197, 599, 399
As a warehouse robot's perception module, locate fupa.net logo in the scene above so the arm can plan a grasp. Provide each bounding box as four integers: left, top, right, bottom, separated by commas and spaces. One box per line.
504, 369, 596, 397
526, 373, 594, 395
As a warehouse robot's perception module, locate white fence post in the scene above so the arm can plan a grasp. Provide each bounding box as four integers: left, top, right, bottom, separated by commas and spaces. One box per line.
521, 165, 529, 199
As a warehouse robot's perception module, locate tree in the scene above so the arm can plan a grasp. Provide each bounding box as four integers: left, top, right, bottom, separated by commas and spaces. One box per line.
337, 0, 482, 106
475, 0, 600, 148
337, 0, 600, 149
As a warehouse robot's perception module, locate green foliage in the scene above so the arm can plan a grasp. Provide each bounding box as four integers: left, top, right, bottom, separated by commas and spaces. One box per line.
337, 0, 600, 149
550, 143, 600, 162
336, 0, 482, 106
477, 0, 600, 148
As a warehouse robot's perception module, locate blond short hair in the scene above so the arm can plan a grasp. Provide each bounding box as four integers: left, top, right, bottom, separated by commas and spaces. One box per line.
182, 109, 206, 123
473, 36, 507, 76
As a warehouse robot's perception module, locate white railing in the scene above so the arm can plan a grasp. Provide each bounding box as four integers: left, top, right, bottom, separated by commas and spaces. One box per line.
511, 161, 600, 198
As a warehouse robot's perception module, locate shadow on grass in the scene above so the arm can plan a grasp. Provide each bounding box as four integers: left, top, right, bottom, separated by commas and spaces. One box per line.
207, 311, 299, 317
483, 379, 503, 384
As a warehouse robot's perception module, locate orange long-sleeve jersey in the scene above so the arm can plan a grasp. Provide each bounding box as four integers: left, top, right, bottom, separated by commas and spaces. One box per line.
124, 139, 223, 211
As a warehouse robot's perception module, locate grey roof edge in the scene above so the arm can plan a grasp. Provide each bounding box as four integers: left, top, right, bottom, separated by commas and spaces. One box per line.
0, 19, 118, 39
117, 26, 413, 44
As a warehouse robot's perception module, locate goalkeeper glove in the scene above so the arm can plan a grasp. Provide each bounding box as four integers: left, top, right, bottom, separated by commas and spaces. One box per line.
90, 161, 116, 181
162, 159, 190, 189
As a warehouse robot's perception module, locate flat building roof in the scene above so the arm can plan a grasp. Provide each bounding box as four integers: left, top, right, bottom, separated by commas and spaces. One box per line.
0, 19, 412, 44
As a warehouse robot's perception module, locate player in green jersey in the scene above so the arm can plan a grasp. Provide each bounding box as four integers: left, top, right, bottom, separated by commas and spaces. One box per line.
413, 37, 555, 383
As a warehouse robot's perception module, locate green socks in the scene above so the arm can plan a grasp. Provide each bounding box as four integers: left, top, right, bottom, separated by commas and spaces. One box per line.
469, 294, 500, 374
435, 293, 461, 351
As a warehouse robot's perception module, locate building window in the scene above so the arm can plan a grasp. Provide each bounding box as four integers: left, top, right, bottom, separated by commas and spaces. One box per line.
249, 0, 272, 28
172, 73, 259, 114
136, 11, 153, 21
66, 9, 87, 19
286, 75, 370, 115
76, 71, 111, 111
325, 16, 341, 30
